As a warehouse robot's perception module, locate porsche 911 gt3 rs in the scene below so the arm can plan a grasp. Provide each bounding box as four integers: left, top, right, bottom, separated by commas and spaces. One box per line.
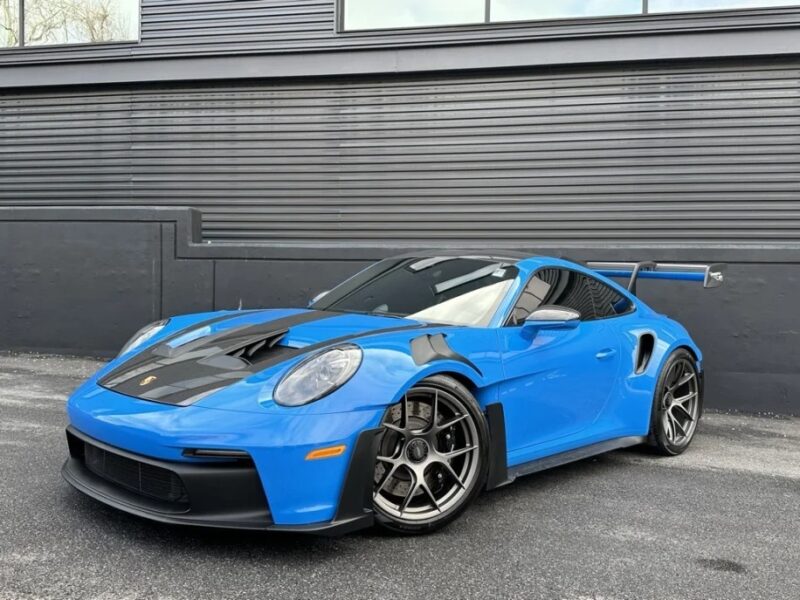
62, 253, 723, 534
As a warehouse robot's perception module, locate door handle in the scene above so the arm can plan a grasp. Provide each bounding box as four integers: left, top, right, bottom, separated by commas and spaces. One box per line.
595, 348, 617, 360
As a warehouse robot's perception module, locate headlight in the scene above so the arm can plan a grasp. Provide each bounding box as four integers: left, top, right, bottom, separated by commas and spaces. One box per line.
119, 319, 169, 356
274, 344, 362, 407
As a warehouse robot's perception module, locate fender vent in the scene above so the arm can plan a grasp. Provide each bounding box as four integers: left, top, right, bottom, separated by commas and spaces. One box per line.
635, 333, 655, 375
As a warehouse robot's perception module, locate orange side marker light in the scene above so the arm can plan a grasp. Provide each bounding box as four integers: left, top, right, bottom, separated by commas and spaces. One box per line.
305, 444, 346, 460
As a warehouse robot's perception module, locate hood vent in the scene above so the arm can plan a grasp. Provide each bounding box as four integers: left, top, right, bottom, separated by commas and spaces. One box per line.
226, 329, 288, 365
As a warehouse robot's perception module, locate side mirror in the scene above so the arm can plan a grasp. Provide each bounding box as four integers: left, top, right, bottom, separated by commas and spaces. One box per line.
523, 305, 581, 330
308, 290, 329, 307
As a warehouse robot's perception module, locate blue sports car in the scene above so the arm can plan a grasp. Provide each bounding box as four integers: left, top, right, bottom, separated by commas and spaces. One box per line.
62, 253, 724, 535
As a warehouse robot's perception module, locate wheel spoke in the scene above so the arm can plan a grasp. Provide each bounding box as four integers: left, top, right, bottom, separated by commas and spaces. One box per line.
669, 410, 688, 437
430, 389, 439, 432
398, 469, 418, 515
664, 412, 674, 442
667, 362, 682, 388
400, 393, 410, 430
442, 445, 477, 459
419, 480, 441, 512
374, 462, 400, 495
674, 391, 698, 406
383, 422, 405, 435
672, 402, 695, 420
436, 413, 468, 433
669, 371, 695, 393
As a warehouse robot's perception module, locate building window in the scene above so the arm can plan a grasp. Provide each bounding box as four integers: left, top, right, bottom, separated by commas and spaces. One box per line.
341, 0, 800, 30
342, 0, 485, 30
1, 1, 20, 47
491, 0, 642, 23
0, 0, 139, 48
648, 0, 800, 11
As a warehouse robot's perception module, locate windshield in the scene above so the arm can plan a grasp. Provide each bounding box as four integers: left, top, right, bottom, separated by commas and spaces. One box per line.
312, 256, 519, 327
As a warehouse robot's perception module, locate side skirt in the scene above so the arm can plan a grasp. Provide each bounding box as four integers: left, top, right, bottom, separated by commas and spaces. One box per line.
506, 435, 647, 482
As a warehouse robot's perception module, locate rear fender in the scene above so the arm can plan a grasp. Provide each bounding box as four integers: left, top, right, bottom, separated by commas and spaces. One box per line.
613, 316, 703, 433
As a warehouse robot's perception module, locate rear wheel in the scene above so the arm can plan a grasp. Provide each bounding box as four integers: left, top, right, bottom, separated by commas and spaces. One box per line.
649, 349, 702, 455
373, 375, 488, 534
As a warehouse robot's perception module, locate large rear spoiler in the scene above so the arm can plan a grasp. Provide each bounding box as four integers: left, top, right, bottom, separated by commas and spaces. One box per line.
586, 261, 725, 295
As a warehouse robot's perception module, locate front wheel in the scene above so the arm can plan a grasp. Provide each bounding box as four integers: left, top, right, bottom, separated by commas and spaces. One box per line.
648, 349, 703, 456
373, 375, 489, 534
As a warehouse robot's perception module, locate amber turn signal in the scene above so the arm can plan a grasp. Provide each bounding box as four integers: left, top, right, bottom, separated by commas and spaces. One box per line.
305, 444, 346, 460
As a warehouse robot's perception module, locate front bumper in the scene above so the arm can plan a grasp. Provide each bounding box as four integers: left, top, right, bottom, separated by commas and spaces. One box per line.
66, 381, 387, 527
62, 425, 381, 535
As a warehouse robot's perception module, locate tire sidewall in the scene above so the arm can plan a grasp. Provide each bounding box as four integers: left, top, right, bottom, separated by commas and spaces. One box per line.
373, 374, 490, 535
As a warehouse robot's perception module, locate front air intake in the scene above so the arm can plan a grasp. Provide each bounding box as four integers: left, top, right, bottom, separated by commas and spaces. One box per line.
81, 440, 189, 505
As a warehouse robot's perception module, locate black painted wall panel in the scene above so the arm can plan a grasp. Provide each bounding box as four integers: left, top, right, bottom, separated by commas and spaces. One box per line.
0, 221, 161, 354
636, 264, 800, 415
159, 223, 215, 317
212, 259, 370, 311
0, 209, 798, 414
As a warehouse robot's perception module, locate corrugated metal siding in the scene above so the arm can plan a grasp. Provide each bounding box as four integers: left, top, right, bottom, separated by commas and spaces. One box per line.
2, 1, 800, 64
1, 59, 799, 245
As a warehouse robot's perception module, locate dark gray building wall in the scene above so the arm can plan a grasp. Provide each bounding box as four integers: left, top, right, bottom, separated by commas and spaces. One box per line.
1, 208, 798, 415
2, 58, 798, 244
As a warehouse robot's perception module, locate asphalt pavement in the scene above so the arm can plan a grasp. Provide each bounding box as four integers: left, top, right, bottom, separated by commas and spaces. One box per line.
0, 352, 798, 600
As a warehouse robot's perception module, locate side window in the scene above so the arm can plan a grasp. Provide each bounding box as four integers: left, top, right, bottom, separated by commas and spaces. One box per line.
508, 268, 633, 324
509, 268, 593, 323
585, 275, 633, 318
541, 269, 595, 320
509, 272, 553, 324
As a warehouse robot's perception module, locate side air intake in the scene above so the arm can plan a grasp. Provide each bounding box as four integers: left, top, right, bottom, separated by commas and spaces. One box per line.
635, 333, 655, 375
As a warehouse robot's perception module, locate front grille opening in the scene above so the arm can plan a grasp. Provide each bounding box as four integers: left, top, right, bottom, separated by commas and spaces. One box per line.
82, 442, 189, 505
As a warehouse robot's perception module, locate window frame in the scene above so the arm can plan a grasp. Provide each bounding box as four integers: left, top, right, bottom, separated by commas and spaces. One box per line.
1, 0, 141, 50
335, 0, 800, 33
501, 266, 637, 327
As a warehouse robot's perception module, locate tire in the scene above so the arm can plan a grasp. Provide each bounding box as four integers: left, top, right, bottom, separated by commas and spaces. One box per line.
648, 348, 703, 456
372, 374, 489, 535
